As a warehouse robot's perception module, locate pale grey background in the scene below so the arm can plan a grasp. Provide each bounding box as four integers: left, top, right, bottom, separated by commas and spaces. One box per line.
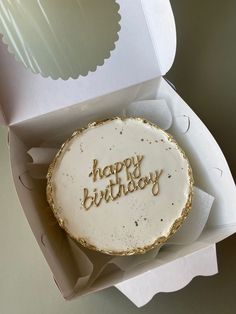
0, 1, 236, 313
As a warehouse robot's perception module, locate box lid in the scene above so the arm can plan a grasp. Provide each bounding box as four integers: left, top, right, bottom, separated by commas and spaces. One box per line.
0, 0, 176, 126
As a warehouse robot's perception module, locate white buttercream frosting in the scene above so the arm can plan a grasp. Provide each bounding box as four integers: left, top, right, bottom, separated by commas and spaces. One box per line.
48, 118, 193, 254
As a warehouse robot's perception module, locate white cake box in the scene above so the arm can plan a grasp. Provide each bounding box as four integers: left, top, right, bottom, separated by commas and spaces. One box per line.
0, 0, 235, 307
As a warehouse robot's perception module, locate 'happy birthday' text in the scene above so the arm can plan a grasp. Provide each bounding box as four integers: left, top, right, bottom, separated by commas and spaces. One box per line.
81, 155, 163, 210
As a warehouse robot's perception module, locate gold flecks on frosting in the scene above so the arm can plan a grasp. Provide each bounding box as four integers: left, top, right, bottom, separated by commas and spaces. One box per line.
46, 117, 194, 256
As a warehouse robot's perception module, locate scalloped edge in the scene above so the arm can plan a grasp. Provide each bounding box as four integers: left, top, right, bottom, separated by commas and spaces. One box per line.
0, 0, 121, 80
115, 244, 218, 307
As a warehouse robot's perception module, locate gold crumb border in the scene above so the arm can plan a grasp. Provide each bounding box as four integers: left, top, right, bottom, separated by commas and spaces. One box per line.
46, 117, 194, 256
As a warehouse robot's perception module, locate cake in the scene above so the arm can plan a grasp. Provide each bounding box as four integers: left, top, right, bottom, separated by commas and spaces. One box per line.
47, 117, 193, 255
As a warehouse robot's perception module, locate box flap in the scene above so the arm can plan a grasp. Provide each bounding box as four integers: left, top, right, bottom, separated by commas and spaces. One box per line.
0, 0, 176, 125
141, 0, 176, 75
116, 244, 218, 307
8, 76, 236, 303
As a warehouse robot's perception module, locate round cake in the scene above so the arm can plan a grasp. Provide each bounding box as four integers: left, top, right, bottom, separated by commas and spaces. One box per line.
47, 117, 193, 255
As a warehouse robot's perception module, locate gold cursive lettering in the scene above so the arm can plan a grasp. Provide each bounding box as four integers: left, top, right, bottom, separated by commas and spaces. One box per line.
82, 155, 163, 210
82, 188, 94, 210
89, 159, 103, 182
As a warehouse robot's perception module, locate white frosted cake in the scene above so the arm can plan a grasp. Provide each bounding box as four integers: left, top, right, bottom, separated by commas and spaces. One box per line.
47, 117, 193, 255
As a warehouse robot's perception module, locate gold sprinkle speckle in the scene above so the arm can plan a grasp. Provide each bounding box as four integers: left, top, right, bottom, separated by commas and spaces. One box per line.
46, 116, 194, 256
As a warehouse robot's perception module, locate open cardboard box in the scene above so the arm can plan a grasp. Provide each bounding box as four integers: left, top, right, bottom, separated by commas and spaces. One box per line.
0, 0, 235, 308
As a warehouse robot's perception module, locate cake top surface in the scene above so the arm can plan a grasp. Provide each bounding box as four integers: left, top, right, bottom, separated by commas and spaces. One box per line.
47, 117, 193, 255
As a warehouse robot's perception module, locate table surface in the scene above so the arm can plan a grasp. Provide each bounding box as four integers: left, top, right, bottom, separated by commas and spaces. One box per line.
1, 1, 236, 313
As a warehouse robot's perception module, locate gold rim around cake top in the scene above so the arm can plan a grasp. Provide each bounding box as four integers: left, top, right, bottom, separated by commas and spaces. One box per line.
46, 117, 194, 256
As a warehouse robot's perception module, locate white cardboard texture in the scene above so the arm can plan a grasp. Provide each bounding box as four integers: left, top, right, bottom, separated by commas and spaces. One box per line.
7, 77, 236, 306
116, 244, 218, 307
158, 79, 236, 229
24, 100, 216, 297
0, 0, 175, 125
0, 0, 235, 307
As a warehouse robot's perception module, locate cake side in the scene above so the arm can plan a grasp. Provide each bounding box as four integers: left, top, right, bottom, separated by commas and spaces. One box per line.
47, 117, 193, 255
